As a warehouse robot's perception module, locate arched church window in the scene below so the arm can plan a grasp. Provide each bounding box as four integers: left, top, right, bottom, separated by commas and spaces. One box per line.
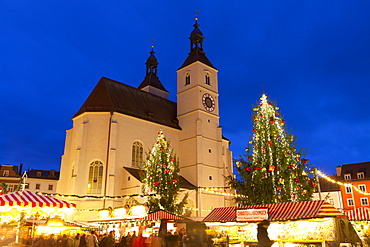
185, 73, 191, 85
131, 141, 143, 167
87, 160, 103, 195
205, 73, 210, 85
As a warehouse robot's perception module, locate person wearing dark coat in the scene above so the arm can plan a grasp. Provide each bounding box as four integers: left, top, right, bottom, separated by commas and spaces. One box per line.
257, 220, 274, 247
79, 234, 87, 247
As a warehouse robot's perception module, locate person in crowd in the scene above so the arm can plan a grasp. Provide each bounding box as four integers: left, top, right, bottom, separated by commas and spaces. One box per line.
79, 234, 87, 247
131, 231, 137, 246
60, 234, 69, 247
149, 233, 162, 247
87, 231, 98, 247
257, 220, 274, 247
131, 233, 143, 247
46, 234, 56, 247
33, 235, 46, 247
165, 231, 180, 247
73, 233, 80, 247
125, 232, 132, 247
100, 231, 115, 247
119, 233, 127, 247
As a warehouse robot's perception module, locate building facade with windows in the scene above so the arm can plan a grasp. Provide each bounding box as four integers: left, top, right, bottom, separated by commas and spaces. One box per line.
312, 176, 343, 210
0, 164, 22, 193
0, 164, 59, 194
56, 19, 234, 220
336, 162, 370, 209
25, 169, 59, 194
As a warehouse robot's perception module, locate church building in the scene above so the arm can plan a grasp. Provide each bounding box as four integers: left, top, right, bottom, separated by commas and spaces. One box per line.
57, 19, 235, 220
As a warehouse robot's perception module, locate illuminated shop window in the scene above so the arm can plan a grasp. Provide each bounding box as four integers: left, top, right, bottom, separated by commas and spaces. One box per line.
87, 161, 103, 195
131, 141, 143, 167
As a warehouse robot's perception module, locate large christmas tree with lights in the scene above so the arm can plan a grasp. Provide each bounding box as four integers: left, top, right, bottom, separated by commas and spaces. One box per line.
226, 94, 317, 205
140, 131, 188, 215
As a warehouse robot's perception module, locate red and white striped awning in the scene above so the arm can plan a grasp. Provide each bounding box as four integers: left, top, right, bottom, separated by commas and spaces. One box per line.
0, 190, 76, 208
142, 210, 186, 221
203, 200, 345, 222
344, 207, 370, 221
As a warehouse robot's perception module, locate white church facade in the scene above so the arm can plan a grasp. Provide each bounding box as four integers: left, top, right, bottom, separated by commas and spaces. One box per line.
56, 19, 235, 220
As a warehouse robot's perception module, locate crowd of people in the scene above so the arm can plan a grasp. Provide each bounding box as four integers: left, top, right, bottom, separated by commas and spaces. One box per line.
10, 227, 215, 247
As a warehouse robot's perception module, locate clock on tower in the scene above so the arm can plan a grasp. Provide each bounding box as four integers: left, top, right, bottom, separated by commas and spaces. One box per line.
202, 93, 215, 112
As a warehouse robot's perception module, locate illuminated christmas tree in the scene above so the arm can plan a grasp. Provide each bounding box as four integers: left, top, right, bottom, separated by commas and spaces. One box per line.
140, 130, 188, 214
227, 94, 316, 205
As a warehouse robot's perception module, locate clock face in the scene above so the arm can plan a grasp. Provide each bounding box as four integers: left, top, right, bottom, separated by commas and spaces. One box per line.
202, 93, 215, 112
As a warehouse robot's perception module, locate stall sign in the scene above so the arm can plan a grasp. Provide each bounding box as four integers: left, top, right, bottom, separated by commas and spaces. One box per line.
236, 208, 268, 222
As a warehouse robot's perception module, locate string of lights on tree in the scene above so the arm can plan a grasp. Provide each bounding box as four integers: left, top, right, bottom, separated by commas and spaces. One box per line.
226, 94, 316, 205
139, 130, 188, 214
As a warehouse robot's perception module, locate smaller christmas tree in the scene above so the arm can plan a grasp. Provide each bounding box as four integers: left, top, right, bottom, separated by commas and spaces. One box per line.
140, 130, 188, 215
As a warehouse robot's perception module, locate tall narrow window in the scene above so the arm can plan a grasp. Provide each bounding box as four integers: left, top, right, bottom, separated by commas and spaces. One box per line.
131, 141, 143, 167
87, 161, 103, 195
347, 198, 354, 207
359, 185, 366, 192
185, 73, 190, 85
345, 185, 352, 194
205, 73, 210, 85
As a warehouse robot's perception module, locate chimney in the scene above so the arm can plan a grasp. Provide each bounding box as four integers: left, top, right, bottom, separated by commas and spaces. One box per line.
336, 166, 342, 176
19, 163, 23, 175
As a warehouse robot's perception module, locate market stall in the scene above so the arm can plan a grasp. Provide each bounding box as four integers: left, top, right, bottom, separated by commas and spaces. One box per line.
203, 200, 361, 247
0, 190, 76, 243
344, 207, 370, 247
88, 207, 190, 240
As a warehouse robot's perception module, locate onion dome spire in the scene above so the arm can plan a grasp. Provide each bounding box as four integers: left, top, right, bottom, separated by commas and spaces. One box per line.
146, 43, 159, 76
189, 12, 204, 52
138, 42, 169, 99
179, 12, 216, 70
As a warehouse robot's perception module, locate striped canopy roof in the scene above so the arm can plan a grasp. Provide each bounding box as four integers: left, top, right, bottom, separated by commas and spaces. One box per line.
142, 210, 186, 221
0, 190, 76, 208
344, 207, 370, 221
203, 200, 345, 222
88, 210, 188, 223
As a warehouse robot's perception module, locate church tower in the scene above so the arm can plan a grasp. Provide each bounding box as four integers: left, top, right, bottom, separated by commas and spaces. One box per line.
177, 17, 233, 216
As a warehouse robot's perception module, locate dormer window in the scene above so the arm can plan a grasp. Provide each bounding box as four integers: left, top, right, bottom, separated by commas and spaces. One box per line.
357, 172, 364, 179
344, 174, 351, 180
37, 172, 42, 177
205, 73, 210, 85
3, 170, 9, 177
185, 73, 190, 85
50, 171, 55, 177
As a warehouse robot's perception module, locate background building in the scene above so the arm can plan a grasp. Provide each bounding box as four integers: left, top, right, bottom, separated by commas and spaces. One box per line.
336, 162, 370, 209
56, 19, 234, 220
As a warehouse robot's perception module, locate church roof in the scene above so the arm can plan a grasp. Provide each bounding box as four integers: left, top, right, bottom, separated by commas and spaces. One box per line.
179, 49, 216, 70
138, 74, 168, 92
73, 77, 180, 129
123, 167, 197, 190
